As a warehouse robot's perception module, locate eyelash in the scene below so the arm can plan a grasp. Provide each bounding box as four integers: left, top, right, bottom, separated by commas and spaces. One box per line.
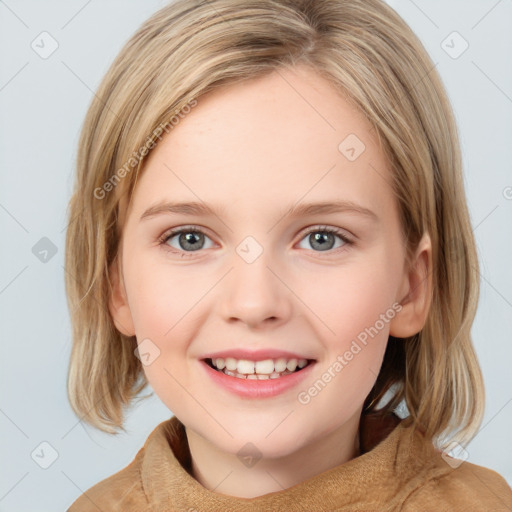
157, 225, 353, 258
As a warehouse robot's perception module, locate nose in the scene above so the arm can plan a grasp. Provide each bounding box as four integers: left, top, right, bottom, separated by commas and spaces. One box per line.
219, 250, 293, 329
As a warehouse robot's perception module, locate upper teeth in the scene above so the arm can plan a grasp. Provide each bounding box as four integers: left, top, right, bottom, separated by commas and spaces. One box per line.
211, 357, 308, 374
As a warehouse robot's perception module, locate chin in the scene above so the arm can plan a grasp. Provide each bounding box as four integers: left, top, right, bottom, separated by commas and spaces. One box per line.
211, 418, 313, 459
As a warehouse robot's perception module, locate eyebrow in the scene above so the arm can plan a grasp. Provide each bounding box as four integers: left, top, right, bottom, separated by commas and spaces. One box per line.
140, 200, 378, 223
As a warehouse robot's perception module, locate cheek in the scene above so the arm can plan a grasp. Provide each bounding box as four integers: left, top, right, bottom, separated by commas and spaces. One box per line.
126, 258, 204, 338
296, 271, 394, 424
297, 259, 399, 343
297, 259, 399, 413
295, 260, 397, 397
125, 260, 209, 392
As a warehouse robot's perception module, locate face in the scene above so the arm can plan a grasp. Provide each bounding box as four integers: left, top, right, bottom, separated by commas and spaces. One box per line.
110, 64, 429, 460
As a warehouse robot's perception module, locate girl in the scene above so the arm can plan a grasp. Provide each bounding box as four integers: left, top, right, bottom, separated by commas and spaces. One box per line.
65, 0, 512, 510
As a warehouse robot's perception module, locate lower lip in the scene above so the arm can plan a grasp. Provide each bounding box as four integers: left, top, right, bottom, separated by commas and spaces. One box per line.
200, 360, 316, 399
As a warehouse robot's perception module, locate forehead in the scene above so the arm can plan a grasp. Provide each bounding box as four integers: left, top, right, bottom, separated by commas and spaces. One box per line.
126, 65, 392, 221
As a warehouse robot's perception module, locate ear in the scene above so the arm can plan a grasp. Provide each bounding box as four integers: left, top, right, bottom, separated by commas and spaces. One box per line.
108, 256, 136, 337
389, 232, 432, 338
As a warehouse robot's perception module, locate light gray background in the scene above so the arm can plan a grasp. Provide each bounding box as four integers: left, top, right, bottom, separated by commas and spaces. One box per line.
1, 1, 511, 510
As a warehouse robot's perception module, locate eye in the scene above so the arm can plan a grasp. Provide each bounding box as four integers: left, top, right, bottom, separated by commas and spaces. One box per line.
159, 226, 214, 255
297, 226, 352, 253
158, 225, 353, 257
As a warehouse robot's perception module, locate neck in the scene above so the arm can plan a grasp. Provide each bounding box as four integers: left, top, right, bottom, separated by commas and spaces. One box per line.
185, 413, 361, 499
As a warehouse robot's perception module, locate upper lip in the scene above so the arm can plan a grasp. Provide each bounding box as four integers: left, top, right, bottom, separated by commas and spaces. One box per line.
201, 349, 315, 361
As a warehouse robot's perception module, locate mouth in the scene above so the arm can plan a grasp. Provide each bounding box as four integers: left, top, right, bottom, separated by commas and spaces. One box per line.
203, 357, 315, 380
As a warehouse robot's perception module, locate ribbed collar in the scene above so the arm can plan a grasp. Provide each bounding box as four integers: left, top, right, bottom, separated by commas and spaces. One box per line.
140, 413, 449, 511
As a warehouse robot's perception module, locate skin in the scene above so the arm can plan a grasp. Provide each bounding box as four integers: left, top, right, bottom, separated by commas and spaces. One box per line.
109, 64, 432, 498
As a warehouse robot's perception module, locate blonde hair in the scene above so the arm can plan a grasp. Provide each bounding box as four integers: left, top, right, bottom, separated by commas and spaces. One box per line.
65, 0, 484, 447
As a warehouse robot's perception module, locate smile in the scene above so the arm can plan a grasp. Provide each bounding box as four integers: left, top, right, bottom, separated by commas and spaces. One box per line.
206, 357, 311, 379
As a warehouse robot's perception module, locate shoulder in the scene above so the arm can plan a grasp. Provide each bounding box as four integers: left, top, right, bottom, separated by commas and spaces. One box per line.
65, 416, 181, 512
66, 446, 149, 511
66, 415, 190, 511
384, 420, 512, 510
403, 457, 512, 511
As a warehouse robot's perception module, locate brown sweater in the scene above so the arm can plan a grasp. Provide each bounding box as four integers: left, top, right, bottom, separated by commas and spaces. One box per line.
67, 413, 512, 511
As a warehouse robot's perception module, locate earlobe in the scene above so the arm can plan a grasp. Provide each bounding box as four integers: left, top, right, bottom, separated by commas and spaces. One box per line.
108, 257, 136, 337
389, 232, 432, 339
